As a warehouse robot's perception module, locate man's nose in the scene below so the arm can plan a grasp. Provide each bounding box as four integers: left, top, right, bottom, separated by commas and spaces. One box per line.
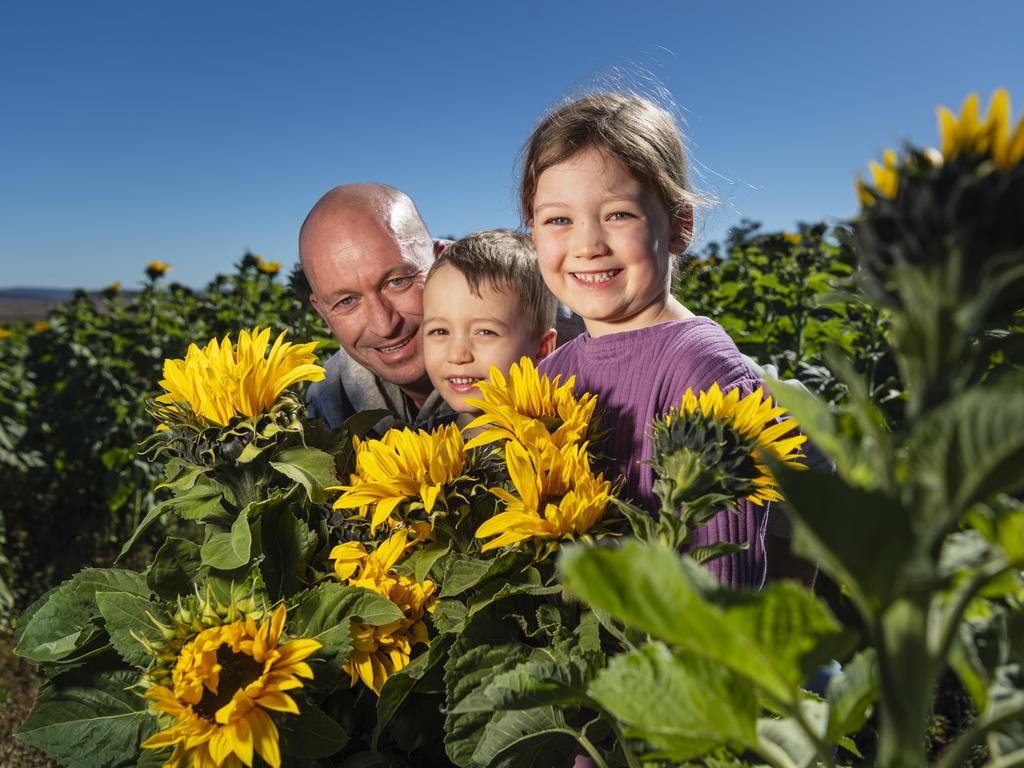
364, 292, 402, 336
570, 221, 610, 260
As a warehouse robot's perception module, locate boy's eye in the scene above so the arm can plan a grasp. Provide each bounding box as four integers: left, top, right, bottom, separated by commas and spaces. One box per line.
544, 216, 570, 226
608, 211, 635, 221
426, 328, 448, 336
476, 328, 498, 336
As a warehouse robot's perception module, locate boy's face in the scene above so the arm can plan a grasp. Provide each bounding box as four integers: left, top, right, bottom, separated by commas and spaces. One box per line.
422, 264, 547, 416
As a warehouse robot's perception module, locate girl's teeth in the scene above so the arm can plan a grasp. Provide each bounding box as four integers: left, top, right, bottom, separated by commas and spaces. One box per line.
449, 377, 478, 385
574, 270, 617, 283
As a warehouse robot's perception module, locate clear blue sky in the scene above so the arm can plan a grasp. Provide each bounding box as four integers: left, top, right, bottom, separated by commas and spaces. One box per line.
3, 1, 1022, 290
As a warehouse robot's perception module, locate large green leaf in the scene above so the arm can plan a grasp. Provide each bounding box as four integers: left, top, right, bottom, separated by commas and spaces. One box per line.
200, 512, 252, 570
561, 542, 843, 703
96, 592, 165, 668
757, 699, 830, 766
471, 707, 582, 768
146, 537, 203, 600
910, 380, 1024, 521
439, 551, 527, 598
16, 569, 148, 662
16, 669, 156, 768
825, 649, 880, 742
270, 447, 338, 504
287, 582, 403, 662
771, 462, 918, 610
259, 504, 317, 600
375, 632, 455, 746
588, 642, 759, 761
277, 702, 350, 759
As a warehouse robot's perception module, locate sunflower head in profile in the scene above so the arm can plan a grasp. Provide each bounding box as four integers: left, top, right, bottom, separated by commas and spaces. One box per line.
152, 328, 325, 431
652, 384, 806, 516
463, 357, 599, 452
332, 423, 467, 532
937, 89, 1024, 171
140, 603, 321, 768
474, 440, 613, 554
146, 261, 171, 280
329, 529, 437, 695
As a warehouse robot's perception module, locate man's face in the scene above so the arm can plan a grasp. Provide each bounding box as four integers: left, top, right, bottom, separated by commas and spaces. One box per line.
304, 216, 433, 395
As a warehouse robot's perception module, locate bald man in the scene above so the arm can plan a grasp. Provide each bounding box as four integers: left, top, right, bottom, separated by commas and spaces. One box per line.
300, 184, 454, 431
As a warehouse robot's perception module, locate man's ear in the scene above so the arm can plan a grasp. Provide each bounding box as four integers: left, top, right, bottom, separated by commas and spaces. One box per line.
669, 206, 694, 255
536, 328, 557, 360
309, 292, 329, 323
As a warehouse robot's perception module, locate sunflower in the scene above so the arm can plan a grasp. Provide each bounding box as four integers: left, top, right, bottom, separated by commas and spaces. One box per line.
329, 530, 437, 695
332, 423, 465, 532
857, 148, 900, 206
155, 327, 325, 428
140, 604, 321, 768
463, 357, 598, 452
657, 383, 806, 507
255, 255, 282, 275
938, 89, 1024, 170
147, 261, 171, 279
475, 440, 612, 552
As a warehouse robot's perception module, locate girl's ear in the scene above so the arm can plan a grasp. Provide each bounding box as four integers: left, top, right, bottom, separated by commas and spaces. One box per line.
669, 206, 694, 255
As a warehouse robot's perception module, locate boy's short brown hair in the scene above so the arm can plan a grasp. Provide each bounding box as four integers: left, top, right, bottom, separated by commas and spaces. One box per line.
426, 229, 557, 340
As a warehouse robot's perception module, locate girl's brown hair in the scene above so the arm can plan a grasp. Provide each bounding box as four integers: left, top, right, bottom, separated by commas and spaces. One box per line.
519, 92, 698, 231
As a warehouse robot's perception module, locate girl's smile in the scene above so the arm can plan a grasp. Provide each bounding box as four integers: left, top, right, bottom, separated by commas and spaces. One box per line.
530, 148, 691, 337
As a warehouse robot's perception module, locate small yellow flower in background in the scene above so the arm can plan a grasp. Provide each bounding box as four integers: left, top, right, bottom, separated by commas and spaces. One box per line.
156, 327, 325, 427
255, 255, 282, 275
475, 440, 612, 552
33, 321, 49, 333
938, 89, 1024, 170
330, 530, 437, 695
104, 281, 121, 295
464, 357, 598, 451
782, 232, 803, 245
146, 261, 171, 280
332, 423, 465, 532
672, 383, 807, 506
857, 149, 900, 206
0, 328, 11, 340
141, 604, 321, 768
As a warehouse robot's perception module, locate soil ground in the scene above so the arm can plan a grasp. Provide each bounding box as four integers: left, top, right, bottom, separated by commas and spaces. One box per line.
0, 632, 55, 768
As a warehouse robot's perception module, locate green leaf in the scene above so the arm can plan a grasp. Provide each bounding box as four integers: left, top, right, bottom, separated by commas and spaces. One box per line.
375, 633, 455, 746
910, 380, 1024, 520
431, 598, 468, 634
471, 707, 581, 768
757, 699, 830, 765
200, 513, 252, 570
287, 582, 403, 662
260, 504, 317, 600
117, 503, 168, 561
439, 551, 527, 598
146, 537, 203, 600
15, 569, 148, 663
341, 408, 393, 439
561, 542, 844, 703
96, 592, 165, 668
159, 479, 230, 522
589, 642, 759, 761
277, 702, 350, 759
826, 649, 879, 742
16, 669, 156, 768
270, 447, 338, 504
771, 461, 918, 610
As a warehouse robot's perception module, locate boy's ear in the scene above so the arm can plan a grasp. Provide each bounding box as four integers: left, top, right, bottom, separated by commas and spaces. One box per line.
669, 206, 694, 255
536, 329, 557, 360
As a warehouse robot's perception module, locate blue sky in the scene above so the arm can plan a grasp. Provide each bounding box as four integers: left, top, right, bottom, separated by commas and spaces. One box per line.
3, 1, 1023, 290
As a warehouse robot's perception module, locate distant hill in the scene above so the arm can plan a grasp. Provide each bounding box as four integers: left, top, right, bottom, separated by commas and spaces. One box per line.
0, 287, 76, 302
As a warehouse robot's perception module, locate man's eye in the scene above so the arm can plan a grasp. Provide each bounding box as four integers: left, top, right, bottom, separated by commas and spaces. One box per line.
333, 296, 356, 310
386, 275, 415, 288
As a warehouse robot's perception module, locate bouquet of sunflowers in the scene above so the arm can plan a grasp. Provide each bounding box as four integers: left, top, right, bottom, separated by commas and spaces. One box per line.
12, 317, 804, 767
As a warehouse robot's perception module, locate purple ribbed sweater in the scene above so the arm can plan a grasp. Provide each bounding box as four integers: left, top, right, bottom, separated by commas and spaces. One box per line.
539, 317, 767, 589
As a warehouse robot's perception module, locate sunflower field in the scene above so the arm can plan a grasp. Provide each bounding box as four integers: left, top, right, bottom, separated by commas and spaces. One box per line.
1, 91, 1023, 768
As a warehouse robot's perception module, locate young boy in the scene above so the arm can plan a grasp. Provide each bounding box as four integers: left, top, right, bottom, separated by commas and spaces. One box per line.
421, 229, 557, 429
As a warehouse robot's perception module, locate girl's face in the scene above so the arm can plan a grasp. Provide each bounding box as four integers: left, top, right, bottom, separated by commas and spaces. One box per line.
531, 148, 688, 337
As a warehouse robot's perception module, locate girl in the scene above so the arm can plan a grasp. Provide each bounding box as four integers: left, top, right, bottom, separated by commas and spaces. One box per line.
524, 93, 771, 588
